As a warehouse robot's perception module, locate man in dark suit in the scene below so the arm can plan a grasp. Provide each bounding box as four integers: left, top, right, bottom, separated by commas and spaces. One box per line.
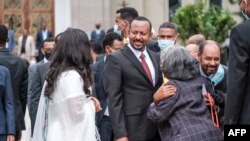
0, 65, 15, 141
224, 0, 250, 125
104, 17, 163, 141
91, 22, 106, 43
93, 32, 124, 141
35, 22, 53, 62
0, 24, 28, 141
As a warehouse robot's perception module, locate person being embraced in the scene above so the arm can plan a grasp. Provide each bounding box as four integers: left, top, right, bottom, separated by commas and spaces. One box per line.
147, 47, 223, 141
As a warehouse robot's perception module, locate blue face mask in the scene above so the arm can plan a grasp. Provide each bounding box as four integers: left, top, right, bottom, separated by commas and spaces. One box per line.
113, 25, 122, 35
158, 39, 175, 50
211, 64, 224, 86
242, 11, 250, 20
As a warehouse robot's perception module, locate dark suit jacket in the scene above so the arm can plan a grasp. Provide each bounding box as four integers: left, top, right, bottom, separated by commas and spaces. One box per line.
225, 19, 250, 124
104, 45, 163, 140
35, 30, 53, 50
91, 30, 105, 43
0, 65, 15, 135
147, 77, 223, 141
0, 48, 28, 131
92, 59, 107, 127
29, 62, 50, 135
147, 39, 160, 53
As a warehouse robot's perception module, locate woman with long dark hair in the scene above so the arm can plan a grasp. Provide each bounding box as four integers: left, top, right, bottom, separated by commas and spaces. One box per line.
33, 28, 100, 141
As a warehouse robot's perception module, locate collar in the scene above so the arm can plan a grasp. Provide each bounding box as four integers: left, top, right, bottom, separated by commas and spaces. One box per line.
127, 44, 150, 60
43, 57, 49, 63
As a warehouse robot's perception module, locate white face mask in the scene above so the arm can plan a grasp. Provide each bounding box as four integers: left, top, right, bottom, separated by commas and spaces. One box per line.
158, 39, 175, 50
113, 25, 122, 35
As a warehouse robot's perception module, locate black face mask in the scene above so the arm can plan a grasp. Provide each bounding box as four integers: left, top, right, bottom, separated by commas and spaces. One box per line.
44, 50, 53, 60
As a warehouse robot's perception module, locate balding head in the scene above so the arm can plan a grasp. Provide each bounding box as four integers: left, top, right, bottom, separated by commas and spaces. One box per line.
186, 34, 206, 45
186, 44, 199, 60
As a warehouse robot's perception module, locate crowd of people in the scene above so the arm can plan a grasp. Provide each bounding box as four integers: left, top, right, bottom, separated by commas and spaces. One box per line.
0, 1, 250, 141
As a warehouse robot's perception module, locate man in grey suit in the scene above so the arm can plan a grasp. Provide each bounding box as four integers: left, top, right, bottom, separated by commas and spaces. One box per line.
29, 38, 55, 136
104, 17, 163, 141
28, 38, 55, 109
0, 24, 28, 141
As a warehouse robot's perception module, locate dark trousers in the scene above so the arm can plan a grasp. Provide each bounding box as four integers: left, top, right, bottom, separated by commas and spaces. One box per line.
99, 116, 114, 141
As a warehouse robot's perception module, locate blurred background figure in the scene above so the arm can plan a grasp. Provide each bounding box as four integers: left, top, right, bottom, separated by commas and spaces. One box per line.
186, 34, 206, 45
17, 28, 36, 65
36, 22, 53, 62
4, 23, 15, 53
185, 43, 199, 61
91, 22, 106, 44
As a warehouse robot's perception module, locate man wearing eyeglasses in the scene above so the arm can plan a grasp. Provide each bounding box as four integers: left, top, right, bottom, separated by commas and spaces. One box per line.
224, 0, 250, 125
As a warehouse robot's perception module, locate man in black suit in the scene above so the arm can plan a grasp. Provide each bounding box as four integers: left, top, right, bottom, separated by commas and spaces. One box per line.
35, 22, 53, 62
104, 17, 163, 141
93, 32, 124, 141
0, 24, 28, 141
224, 0, 250, 125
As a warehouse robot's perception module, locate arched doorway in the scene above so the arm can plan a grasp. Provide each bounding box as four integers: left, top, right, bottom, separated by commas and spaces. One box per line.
0, 0, 54, 37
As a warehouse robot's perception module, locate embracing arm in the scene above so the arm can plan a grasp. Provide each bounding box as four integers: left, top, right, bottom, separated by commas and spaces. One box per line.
153, 84, 176, 103
147, 82, 179, 123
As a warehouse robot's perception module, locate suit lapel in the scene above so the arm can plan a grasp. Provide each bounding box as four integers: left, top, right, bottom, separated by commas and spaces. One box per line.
122, 45, 153, 85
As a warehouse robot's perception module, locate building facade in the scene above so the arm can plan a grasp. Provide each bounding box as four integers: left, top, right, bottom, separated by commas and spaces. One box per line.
0, 0, 242, 37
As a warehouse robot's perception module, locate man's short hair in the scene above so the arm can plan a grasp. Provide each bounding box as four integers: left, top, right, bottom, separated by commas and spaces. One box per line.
0, 24, 8, 45
116, 7, 139, 23
131, 16, 152, 32
158, 22, 179, 33
103, 32, 123, 50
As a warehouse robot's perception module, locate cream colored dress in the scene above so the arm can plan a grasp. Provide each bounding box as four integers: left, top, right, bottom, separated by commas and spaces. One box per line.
33, 70, 99, 141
